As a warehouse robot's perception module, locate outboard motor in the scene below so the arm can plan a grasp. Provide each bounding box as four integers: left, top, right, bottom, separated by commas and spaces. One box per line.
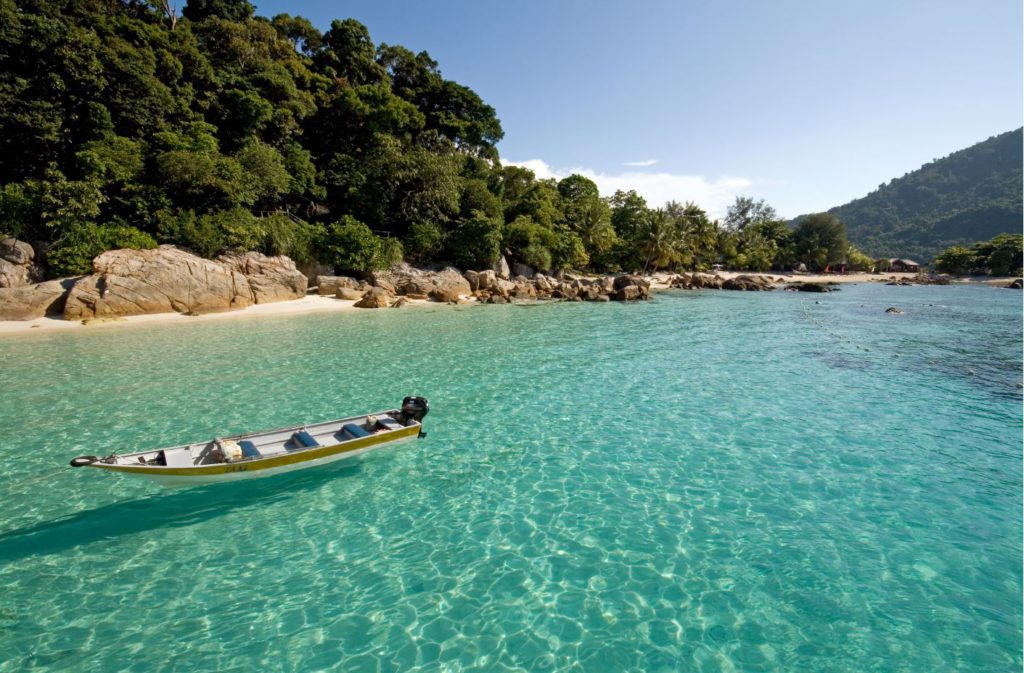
400, 396, 430, 425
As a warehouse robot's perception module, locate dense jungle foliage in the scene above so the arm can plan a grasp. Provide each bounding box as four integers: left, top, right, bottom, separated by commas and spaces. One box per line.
1, 0, 868, 278
933, 234, 1022, 276
828, 129, 1022, 263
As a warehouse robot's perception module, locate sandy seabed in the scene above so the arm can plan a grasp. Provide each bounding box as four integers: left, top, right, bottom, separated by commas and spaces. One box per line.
0, 271, 994, 337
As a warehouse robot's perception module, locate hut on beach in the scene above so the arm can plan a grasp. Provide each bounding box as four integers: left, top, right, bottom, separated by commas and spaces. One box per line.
889, 258, 920, 272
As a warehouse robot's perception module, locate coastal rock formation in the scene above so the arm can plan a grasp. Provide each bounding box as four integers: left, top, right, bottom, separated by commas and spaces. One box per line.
721, 275, 775, 291
360, 264, 471, 302
316, 275, 361, 296
218, 251, 307, 303
669, 273, 724, 289
907, 273, 951, 286
64, 246, 255, 320
885, 307, 904, 314
354, 286, 394, 308
611, 275, 651, 301
335, 287, 365, 300
0, 278, 76, 320
0, 238, 39, 288
787, 282, 835, 292
429, 269, 471, 298
1008, 278, 1023, 289
494, 255, 510, 280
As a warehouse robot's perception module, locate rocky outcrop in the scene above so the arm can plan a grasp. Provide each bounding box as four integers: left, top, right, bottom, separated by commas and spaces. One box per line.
316, 275, 361, 296
60, 247, 308, 321
0, 238, 39, 288
721, 275, 775, 291
610, 275, 651, 301
0, 278, 76, 320
1007, 278, 1023, 289
64, 246, 255, 320
669, 273, 724, 289
335, 287, 365, 300
218, 251, 307, 303
885, 307, 904, 314
787, 282, 835, 293
494, 255, 510, 280
354, 286, 395, 308
912, 273, 951, 285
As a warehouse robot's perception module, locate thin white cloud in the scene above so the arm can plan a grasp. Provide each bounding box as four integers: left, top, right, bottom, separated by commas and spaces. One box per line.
623, 159, 658, 167
503, 159, 752, 220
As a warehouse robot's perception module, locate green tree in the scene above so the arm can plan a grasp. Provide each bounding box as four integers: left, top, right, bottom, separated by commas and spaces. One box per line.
447, 211, 502, 269
791, 213, 848, 271
724, 196, 777, 231
557, 174, 615, 264
182, 0, 255, 23
48, 224, 157, 276
934, 246, 976, 274
321, 216, 389, 273
972, 233, 1023, 275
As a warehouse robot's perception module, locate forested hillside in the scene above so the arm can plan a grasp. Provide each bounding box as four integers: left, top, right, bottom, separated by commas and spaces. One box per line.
0, 0, 870, 279
828, 129, 1022, 262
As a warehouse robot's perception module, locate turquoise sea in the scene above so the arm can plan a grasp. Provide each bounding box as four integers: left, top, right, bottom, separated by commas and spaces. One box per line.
0, 283, 1020, 672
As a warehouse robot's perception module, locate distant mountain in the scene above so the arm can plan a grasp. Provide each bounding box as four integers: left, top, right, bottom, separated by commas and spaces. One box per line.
825, 129, 1022, 262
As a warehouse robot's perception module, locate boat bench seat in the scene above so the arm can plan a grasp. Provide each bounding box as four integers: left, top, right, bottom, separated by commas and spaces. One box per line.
161, 448, 194, 467
292, 430, 320, 448
339, 423, 370, 440
239, 440, 261, 458
376, 416, 403, 431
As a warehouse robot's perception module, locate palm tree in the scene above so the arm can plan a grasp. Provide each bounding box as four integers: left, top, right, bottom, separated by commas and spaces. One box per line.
640, 208, 681, 273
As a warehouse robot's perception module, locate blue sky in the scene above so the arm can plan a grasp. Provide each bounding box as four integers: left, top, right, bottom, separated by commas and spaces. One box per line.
252, 0, 1022, 219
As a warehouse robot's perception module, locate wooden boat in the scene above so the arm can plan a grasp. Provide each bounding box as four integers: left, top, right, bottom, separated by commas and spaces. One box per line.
69, 397, 429, 488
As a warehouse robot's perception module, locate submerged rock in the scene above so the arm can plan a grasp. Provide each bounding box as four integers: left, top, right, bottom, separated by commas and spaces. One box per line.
885, 307, 904, 314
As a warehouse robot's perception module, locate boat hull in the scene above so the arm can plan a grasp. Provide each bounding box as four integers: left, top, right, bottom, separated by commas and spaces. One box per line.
87, 424, 421, 488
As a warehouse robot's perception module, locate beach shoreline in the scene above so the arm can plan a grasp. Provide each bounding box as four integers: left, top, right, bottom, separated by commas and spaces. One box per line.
0, 271, 1010, 336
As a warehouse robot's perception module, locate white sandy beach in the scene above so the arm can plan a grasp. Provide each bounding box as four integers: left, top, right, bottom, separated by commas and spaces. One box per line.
0, 271, 1003, 336
0, 295, 375, 335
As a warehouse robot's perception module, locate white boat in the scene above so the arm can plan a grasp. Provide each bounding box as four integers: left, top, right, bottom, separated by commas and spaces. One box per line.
69, 397, 429, 488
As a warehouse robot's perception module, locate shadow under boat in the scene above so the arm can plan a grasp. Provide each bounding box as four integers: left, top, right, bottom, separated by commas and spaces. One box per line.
0, 458, 366, 564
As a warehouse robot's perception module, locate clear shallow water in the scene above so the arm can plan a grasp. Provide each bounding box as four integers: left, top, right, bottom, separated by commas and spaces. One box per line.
0, 284, 1020, 672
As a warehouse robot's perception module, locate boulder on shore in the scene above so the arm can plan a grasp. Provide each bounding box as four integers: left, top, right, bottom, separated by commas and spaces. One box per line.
494, 255, 511, 280
0, 238, 39, 288
611, 275, 650, 300
0, 278, 76, 320
218, 251, 307, 303
722, 275, 775, 291
64, 246, 255, 320
1008, 278, 1023, 289
316, 275, 360, 295
354, 286, 394, 308
335, 287, 365, 300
